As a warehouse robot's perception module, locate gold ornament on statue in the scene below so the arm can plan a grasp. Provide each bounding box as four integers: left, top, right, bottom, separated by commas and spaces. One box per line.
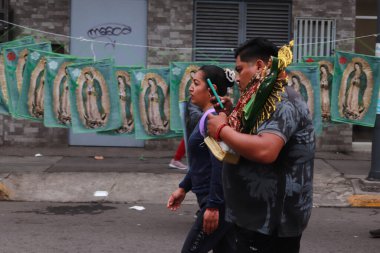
278, 40, 294, 70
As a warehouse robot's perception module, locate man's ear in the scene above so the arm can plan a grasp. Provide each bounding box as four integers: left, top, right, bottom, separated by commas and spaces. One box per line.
256, 59, 266, 71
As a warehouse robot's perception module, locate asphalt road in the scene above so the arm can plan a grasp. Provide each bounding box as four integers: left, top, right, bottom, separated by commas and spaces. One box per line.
0, 202, 379, 253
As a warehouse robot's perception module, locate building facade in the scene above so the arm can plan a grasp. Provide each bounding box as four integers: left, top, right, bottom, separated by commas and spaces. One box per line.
0, 0, 364, 151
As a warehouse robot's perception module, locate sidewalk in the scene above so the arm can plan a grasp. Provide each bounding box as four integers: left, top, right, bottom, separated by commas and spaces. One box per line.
0, 147, 378, 207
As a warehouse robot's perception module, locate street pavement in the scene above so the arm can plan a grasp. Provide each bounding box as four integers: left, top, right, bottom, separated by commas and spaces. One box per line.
0, 202, 379, 253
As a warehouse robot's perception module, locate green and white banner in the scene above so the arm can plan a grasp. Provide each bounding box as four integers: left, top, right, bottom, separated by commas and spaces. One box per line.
44, 55, 91, 128
0, 36, 35, 114
99, 65, 143, 136
331, 51, 380, 126
302, 56, 334, 122
131, 67, 181, 140
3, 42, 51, 116
286, 63, 322, 134
67, 58, 122, 133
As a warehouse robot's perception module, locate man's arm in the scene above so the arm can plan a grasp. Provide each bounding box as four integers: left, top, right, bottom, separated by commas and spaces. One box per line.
207, 99, 300, 164
219, 126, 284, 164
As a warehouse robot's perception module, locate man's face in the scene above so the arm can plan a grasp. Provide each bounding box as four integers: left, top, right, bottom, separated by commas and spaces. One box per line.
235, 55, 259, 91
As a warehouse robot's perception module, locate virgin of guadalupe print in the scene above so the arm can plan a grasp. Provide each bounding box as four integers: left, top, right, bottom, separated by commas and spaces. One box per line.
286, 63, 322, 134
67, 59, 122, 133
17, 50, 62, 121
331, 51, 380, 127
99, 66, 143, 135
44, 56, 91, 128
0, 36, 35, 114
303, 56, 334, 121
131, 68, 180, 140
169, 62, 214, 132
3, 42, 51, 116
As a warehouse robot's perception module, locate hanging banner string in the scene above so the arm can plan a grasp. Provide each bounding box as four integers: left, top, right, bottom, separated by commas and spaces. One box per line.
1, 19, 380, 52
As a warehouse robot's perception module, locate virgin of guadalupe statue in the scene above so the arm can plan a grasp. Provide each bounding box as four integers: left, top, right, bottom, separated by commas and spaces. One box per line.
144, 78, 168, 135
185, 70, 196, 100
58, 68, 71, 124
117, 75, 133, 133
32, 66, 45, 118
82, 71, 106, 128
344, 62, 367, 119
320, 64, 333, 120
291, 75, 308, 103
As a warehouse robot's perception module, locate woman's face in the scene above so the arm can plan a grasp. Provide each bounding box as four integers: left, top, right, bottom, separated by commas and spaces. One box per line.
189, 71, 212, 109
321, 66, 327, 74
292, 76, 299, 85
84, 73, 91, 80
354, 63, 360, 71
117, 76, 123, 84
148, 79, 154, 86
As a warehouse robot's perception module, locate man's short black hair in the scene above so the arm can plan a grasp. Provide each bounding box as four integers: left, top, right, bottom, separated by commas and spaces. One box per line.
234, 37, 279, 63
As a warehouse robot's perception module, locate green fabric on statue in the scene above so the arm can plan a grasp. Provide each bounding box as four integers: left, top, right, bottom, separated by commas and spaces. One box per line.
0, 36, 35, 114
131, 67, 181, 140
67, 58, 122, 133
44, 55, 91, 128
286, 63, 322, 135
169, 61, 215, 132
331, 51, 380, 127
98, 66, 143, 136
3, 42, 51, 117
302, 56, 335, 123
17, 49, 68, 122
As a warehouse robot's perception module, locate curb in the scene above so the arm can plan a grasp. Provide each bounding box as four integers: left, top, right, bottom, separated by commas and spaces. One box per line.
348, 195, 380, 207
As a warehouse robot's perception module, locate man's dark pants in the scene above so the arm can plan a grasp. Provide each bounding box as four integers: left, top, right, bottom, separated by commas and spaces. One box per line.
235, 226, 301, 253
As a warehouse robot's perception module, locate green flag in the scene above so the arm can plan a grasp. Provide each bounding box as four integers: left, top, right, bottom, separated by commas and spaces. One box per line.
17, 49, 68, 121
286, 63, 322, 134
98, 65, 143, 136
67, 58, 122, 133
3, 42, 51, 116
331, 51, 380, 127
302, 56, 334, 123
131, 67, 181, 140
0, 36, 35, 114
44, 55, 92, 128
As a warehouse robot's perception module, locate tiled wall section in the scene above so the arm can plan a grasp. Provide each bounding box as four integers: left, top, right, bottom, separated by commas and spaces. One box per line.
147, 0, 193, 67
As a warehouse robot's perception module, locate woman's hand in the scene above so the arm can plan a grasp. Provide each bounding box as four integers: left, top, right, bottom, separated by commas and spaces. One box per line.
203, 208, 219, 235
207, 113, 228, 139
167, 188, 186, 211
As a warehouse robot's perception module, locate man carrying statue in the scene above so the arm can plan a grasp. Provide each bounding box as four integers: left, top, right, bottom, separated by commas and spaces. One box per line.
206, 38, 315, 253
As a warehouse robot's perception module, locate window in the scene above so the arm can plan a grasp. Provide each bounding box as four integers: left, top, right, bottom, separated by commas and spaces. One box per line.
293, 18, 336, 62
193, 0, 292, 62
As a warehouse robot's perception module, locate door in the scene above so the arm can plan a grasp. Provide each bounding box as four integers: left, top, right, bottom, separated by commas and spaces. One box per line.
69, 0, 146, 146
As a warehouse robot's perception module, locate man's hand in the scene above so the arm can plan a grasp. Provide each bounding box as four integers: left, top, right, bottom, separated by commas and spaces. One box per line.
203, 208, 219, 235
209, 91, 233, 115
167, 188, 186, 211
207, 113, 228, 139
